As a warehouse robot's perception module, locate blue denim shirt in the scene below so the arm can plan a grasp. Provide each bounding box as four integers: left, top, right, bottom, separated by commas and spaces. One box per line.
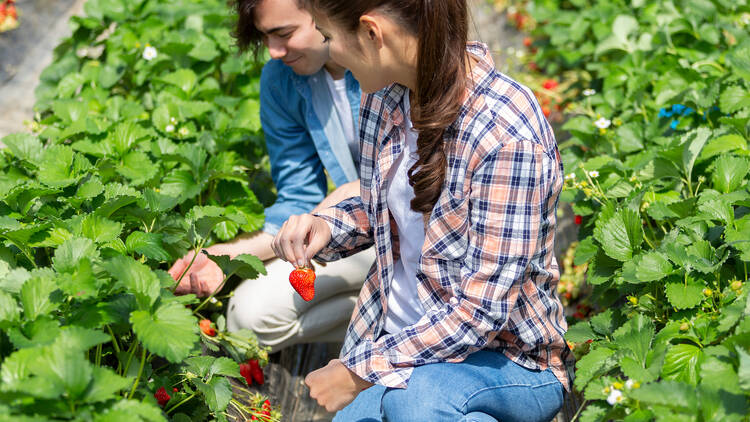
260, 59, 361, 235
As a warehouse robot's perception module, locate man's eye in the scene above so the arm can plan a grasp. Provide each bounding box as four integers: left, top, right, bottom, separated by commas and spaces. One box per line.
322, 35, 330, 42
280, 32, 293, 38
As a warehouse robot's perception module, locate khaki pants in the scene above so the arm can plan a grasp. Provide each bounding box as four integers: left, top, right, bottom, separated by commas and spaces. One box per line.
226, 247, 375, 352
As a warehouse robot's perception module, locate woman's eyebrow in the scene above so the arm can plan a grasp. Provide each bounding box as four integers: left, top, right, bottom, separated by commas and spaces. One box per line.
260, 24, 295, 35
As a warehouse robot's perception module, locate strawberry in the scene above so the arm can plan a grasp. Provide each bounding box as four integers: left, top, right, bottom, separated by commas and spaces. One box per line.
199, 319, 216, 336
7, 4, 15, 19
523, 37, 532, 48
249, 359, 264, 385
542, 106, 551, 118
289, 267, 316, 301
240, 362, 254, 386
154, 386, 171, 406
574, 215, 582, 225
542, 79, 558, 90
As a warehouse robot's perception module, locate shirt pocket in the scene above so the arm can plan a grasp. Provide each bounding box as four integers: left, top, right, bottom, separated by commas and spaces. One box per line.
421, 188, 470, 262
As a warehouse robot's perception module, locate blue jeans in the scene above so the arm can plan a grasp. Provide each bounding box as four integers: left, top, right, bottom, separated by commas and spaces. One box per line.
333, 350, 563, 422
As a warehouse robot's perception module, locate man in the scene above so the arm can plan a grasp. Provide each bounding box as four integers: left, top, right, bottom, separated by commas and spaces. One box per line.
168, 0, 373, 352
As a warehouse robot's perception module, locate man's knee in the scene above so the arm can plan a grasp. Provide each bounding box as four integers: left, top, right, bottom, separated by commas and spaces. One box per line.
226, 279, 296, 333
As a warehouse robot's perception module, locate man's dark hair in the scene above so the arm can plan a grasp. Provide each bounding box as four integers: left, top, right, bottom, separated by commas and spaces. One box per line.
229, 0, 305, 58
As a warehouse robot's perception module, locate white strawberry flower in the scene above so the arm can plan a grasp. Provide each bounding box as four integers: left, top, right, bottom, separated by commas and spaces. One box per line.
142, 45, 158, 61
165, 124, 175, 133
625, 379, 636, 389
589, 170, 599, 178
170, 117, 177, 124
607, 388, 624, 405
565, 173, 576, 180
583, 89, 596, 96
179, 127, 189, 136
594, 117, 611, 129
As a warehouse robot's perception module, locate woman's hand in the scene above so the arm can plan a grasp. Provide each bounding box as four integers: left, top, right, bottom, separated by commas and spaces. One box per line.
305, 359, 373, 412
271, 214, 332, 268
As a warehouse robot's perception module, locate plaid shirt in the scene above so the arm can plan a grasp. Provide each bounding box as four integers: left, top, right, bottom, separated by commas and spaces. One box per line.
315, 42, 573, 390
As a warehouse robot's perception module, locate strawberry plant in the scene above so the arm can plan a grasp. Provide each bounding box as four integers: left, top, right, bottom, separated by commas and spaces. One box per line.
494, 0, 750, 420
0, 0, 280, 420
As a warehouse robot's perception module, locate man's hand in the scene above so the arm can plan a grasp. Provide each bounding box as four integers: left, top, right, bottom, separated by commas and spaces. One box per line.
168, 249, 225, 297
305, 359, 373, 413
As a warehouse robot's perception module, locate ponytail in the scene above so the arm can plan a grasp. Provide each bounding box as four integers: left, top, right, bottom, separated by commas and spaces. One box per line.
309, 0, 469, 213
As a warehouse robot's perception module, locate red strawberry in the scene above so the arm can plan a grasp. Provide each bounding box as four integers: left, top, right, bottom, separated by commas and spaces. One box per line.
249, 359, 264, 385
523, 37, 533, 48
199, 319, 216, 336
240, 362, 253, 386
7, 5, 15, 19
574, 215, 583, 225
289, 267, 316, 301
154, 386, 171, 406
542, 79, 558, 90
542, 106, 551, 117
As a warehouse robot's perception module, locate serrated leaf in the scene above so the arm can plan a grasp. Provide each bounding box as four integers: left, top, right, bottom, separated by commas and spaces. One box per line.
697, 198, 733, 226
57, 258, 99, 299
699, 134, 747, 161
1, 133, 43, 163
93, 399, 167, 422
209, 357, 241, 378
574, 346, 617, 390
131, 300, 198, 363
159, 69, 198, 94
593, 208, 643, 261
102, 256, 160, 310
574, 236, 597, 266
53, 237, 98, 273
84, 366, 132, 403
194, 376, 232, 412
116, 151, 159, 186
681, 127, 711, 186
20, 274, 59, 321
161, 169, 202, 202
712, 155, 749, 194
185, 356, 215, 378
665, 278, 704, 309
76, 176, 105, 200
0, 291, 20, 326
738, 348, 750, 392
622, 251, 673, 283
719, 85, 750, 114
37, 145, 86, 188
206, 253, 266, 280
628, 381, 697, 412
126, 232, 171, 261
565, 321, 596, 343
80, 214, 123, 244
662, 343, 703, 385
229, 99, 261, 132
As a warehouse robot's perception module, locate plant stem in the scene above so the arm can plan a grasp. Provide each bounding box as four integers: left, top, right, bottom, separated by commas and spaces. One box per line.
571, 400, 588, 422
166, 392, 197, 415
106, 325, 121, 354
173, 240, 206, 289
128, 346, 147, 399
95, 343, 102, 367
193, 272, 233, 314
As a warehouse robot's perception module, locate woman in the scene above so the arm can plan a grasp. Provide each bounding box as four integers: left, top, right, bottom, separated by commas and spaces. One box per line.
272, 1, 572, 420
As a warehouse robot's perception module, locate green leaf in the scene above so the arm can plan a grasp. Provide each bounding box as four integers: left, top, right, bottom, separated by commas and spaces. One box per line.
188, 35, 219, 62
719, 85, 750, 113
117, 151, 159, 185
109, 121, 150, 157
206, 253, 267, 280
590, 308, 621, 336
229, 99, 261, 132
161, 169, 202, 202
209, 357, 241, 378
593, 207, 643, 261
665, 277, 704, 310
159, 69, 198, 95
194, 377, 232, 413
574, 346, 617, 390
0, 291, 20, 326
53, 237, 99, 273
57, 72, 86, 98
130, 300, 198, 363
662, 343, 704, 385
20, 274, 59, 321
52, 99, 88, 125
699, 134, 747, 161
184, 356, 215, 378
102, 256, 161, 310
84, 366, 132, 403
622, 250, 673, 283
57, 258, 100, 299
126, 232, 171, 261
565, 321, 596, 343
613, 313, 654, 364
76, 176, 105, 200
628, 381, 697, 412
712, 155, 749, 194
1, 133, 43, 163
37, 145, 87, 188
93, 399, 167, 422
697, 198, 734, 226
81, 214, 123, 244
727, 45, 750, 81
738, 348, 750, 392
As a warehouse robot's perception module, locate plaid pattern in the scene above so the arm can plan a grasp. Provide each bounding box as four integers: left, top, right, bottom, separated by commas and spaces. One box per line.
314, 42, 573, 390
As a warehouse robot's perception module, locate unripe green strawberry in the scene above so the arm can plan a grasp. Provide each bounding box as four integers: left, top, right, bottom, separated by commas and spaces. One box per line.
289, 267, 316, 301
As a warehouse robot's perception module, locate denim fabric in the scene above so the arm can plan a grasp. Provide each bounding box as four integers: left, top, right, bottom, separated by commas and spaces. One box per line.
333, 350, 563, 422
259, 59, 361, 235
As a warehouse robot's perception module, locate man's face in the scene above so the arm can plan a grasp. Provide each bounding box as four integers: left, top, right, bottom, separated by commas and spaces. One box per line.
254, 0, 330, 75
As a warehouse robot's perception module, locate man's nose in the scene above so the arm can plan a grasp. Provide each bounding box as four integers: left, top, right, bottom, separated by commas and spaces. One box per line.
266, 38, 286, 60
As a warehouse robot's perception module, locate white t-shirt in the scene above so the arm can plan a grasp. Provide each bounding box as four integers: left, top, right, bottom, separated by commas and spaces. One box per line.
384, 90, 426, 334
324, 70, 359, 166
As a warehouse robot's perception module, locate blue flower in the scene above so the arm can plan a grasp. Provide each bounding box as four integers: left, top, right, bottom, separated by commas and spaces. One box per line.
683, 107, 694, 116
672, 104, 686, 114
659, 108, 673, 118
670, 119, 680, 130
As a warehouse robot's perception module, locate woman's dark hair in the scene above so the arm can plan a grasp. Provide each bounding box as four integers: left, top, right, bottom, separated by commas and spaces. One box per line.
309, 0, 468, 214
229, 0, 305, 58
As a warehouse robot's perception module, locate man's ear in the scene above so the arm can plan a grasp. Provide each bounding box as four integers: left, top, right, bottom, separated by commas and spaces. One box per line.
358, 14, 383, 49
